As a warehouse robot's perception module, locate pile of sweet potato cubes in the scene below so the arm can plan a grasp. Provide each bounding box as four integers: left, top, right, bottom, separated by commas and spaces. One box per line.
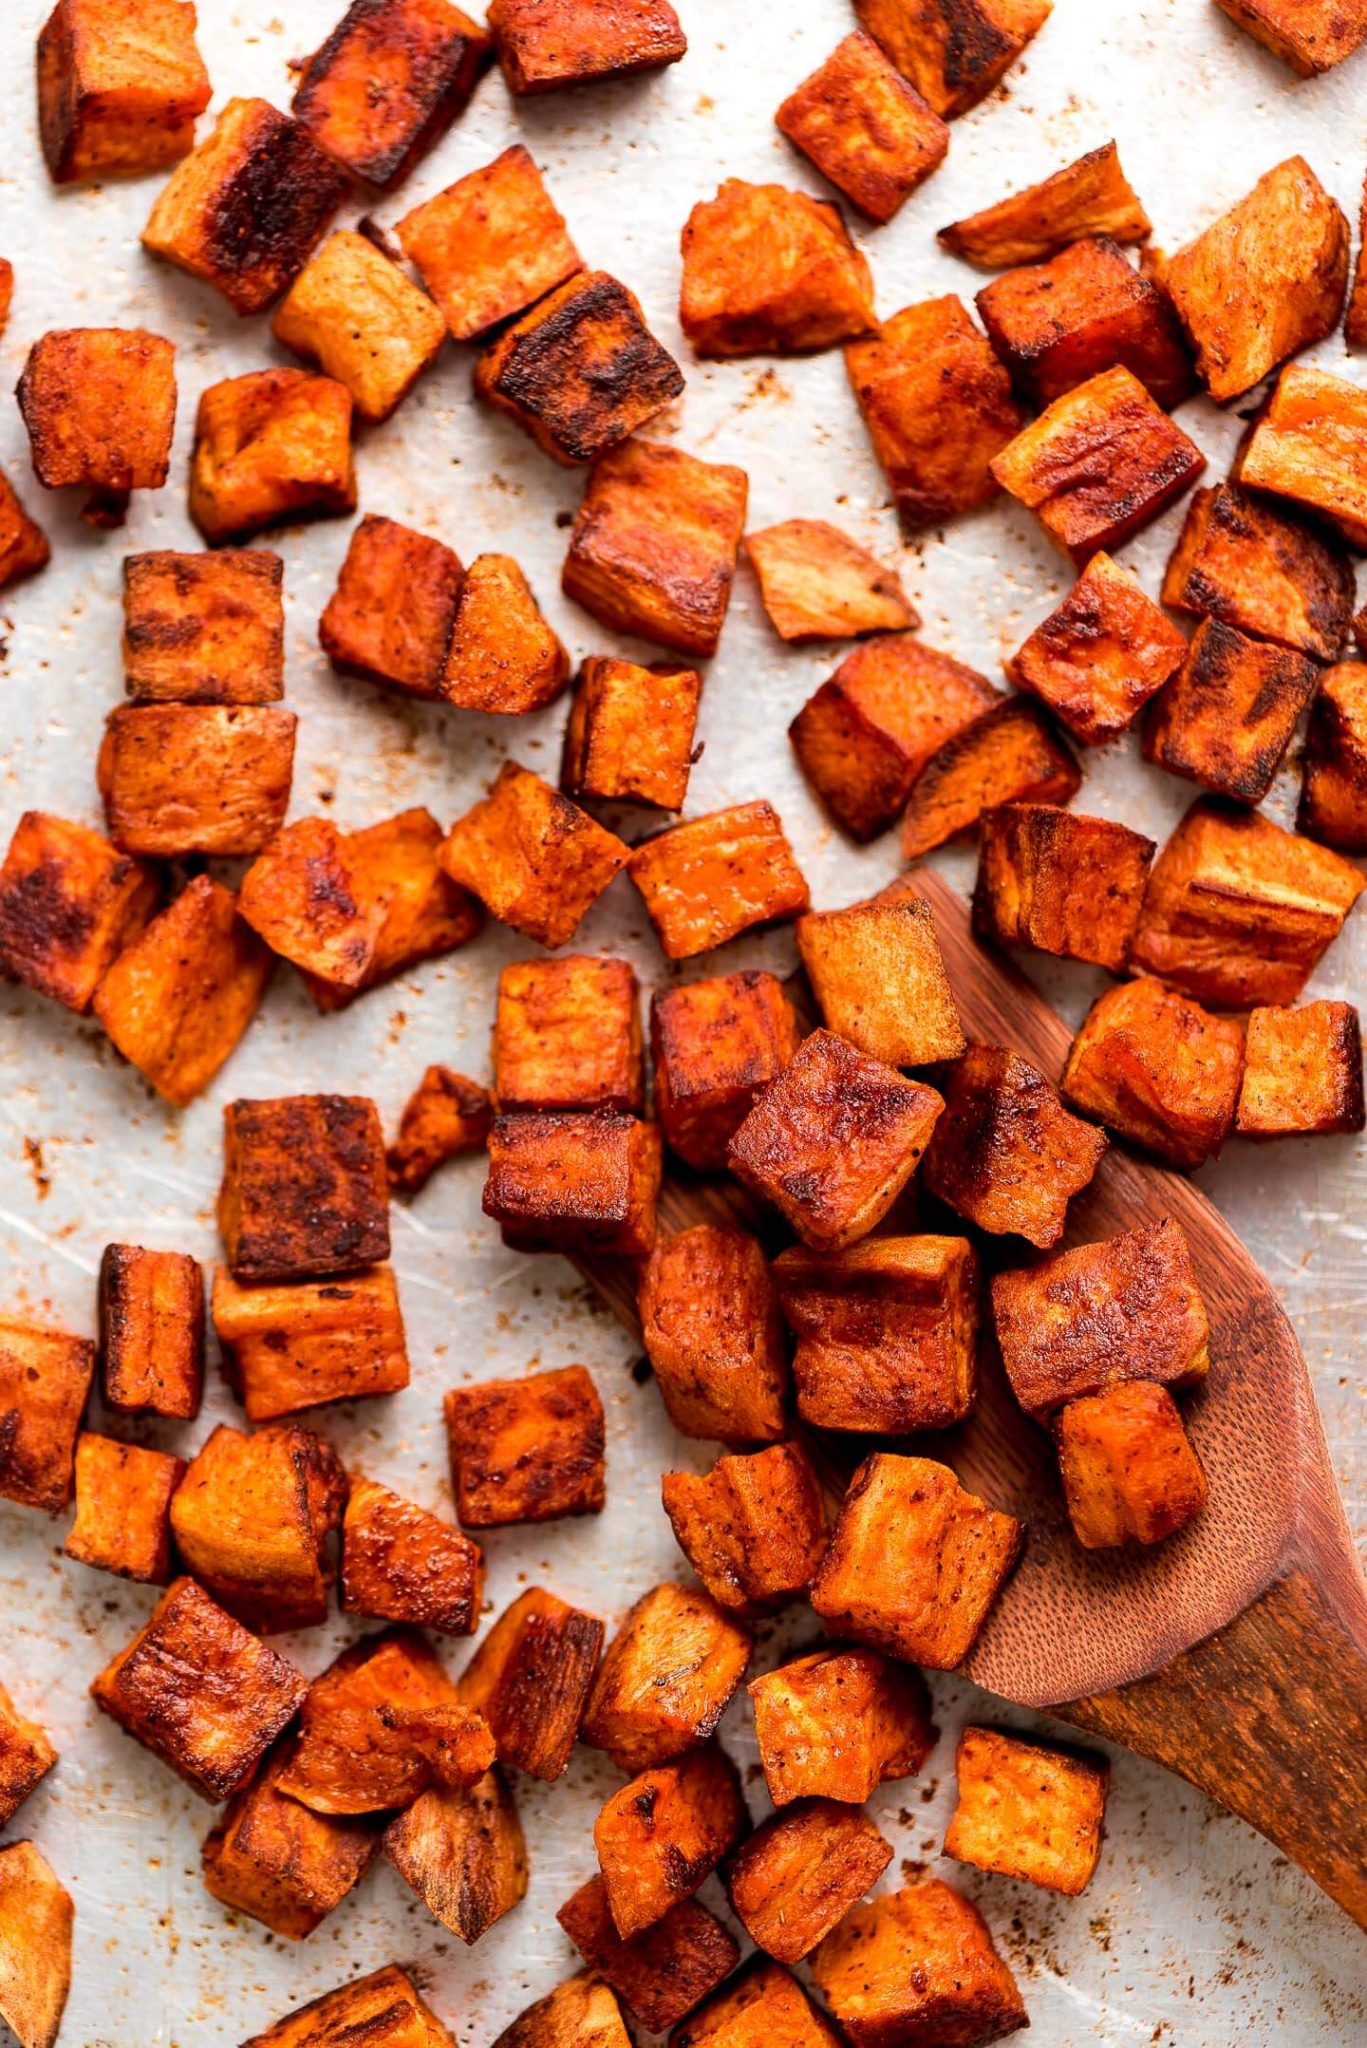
1, 0, 1366, 2041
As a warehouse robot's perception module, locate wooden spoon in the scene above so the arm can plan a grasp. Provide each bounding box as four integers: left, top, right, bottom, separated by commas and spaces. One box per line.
572, 871, 1367, 1930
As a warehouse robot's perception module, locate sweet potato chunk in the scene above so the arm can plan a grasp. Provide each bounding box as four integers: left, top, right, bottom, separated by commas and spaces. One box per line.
1061, 977, 1243, 1169
341, 1475, 484, 1636
0, 1688, 56, 1830
0, 472, 50, 593
813, 1879, 1026, 2048
749, 1648, 935, 1807
1300, 660, 1367, 852
396, 144, 581, 341
594, 1745, 747, 1939
18, 326, 175, 525
729, 1801, 891, 1965
445, 1364, 605, 1526
922, 1044, 1105, 1248
972, 803, 1155, 970
680, 180, 876, 358
0, 810, 159, 1013
170, 1421, 347, 1633
37, 0, 210, 183
1054, 1380, 1208, 1549
483, 1111, 661, 1255
563, 438, 749, 656
629, 803, 809, 959
1160, 483, 1353, 663
1235, 999, 1365, 1137
1165, 158, 1347, 403
458, 1587, 605, 1780
1007, 551, 1187, 746
900, 697, 1081, 861
242, 1966, 454, 2048
123, 548, 285, 704
143, 98, 347, 314
488, 0, 686, 91
558, 1877, 738, 2034
493, 1976, 631, 2048
292, 0, 492, 187
853, 0, 1051, 116
810, 1453, 1022, 1668
0, 1319, 95, 1516
939, 140, 1151, 268
494, 956, 642, 1114
97, 1243, 202, 1419
0, 1841, 73, 2048
729, 1030, 944, 1252
238, 816, 387, 987
946, 1725, 1108, 1894
64, 1432, 183, 1583
978, 237, 1194, 411
845, 297, 1024, 532
190, 367, 356, 544
440, 763, 628, 948
744, 521, 915, 644
319, 513, 463, 698
301, 809, 482, 1010
385, 1765, 528, 1941
991, 1217, 1210, 1418
1144, 619, 1320, 804
212, 1265, 409, 1422
799, 898, 963, 1066
562, 657, 702, 810
441, 552, 570, 714
638, 1224, 788, 1444
98, 703, 297, 857
1240, 365, 1367, 548
661, 1444, 828, 1615
274, 230, 446, 422
219, 1094, 390, 1282
651, 975, 799, 1172
1214, 0, 1367, 71
91, 1576, 307, 1800
202, 1737, 379, 1938
672, 1961, 845, 2048
582, 1583, 751, 1771
1349, 172, 1367, 347
776, 32, 948, 225
388, 1067, 492, 1193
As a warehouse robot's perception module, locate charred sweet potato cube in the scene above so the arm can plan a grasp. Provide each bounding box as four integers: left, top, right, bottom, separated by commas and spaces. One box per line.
342, 1475, 483, 1635
0, 1686, 56, 1829
680, 180, 876, 359
292, 0, 492, 187
978, 236, 1193, 411
744, 521, 915, 644
845, 297, 1024, 532
0, 810, 159, 1013
728, 1800, 891, 1964
142, 97, 347, 314
476, 270, 684, 464
238, 817, 388, 988
559, 1876, 738, 2034
488, 0, 686, 92
939, 140, 1151, 268
595, 1745, 747, 1939
91, 1576, 308, 1799
729, 1030, 944, 1252
1161, 484, 1353, 664
1235, 999, 1365, 1137
672, 1961, 845, 2048
638, 1224, 789, 1443
991, 1217, 1209, 1418
651, 975, 801, 1171
64, 1432, 184, 1583
319, 513, 463, 698
98, 703, 297, 858
189, 368, 356, 544
854, 0, 1051, 116
123, 549, 285, 705
389, 1067, 492, 1193
0, 1319, 95, 1516
811, 1879, 1027, 2048
796, 898, 964, 1065
562, 657, 702, 810
1061, 977, 1243, 1169
385, 1764, 528, 1941
219, 1094, 390, 1281
991, 365, 1206, 566
0, 472, 51, 593
1165, 158, 1347, 403
1349, 173, 1367, 346
169, 1421, 348, 1632
776, 33, 948, 225
242, 1966, 455, 2048
583, 1583, 752, 1772
749, 1647, 935, 1808
629, 803, 809, 959
1129, 797, 1366, 1007
972, 803, 1155, 970
1214, 0, 1367, 70
457, 1586, 605, 1780
37, 0, 210, 183
396, 144, 582, 340
493, 1975, 631, 2048
0, 1840, 73, 2048
922, 1044, 1105, 1247
212, 1265, 409, 1422
495, 956, 641, 1114
98, 1243, 203, 1421
1300, 660, 1367, 852
483, 1112, 661, 1255
563, 438, 749, 656
302, 808, 482, 1010
810, 1452, 1022, 1667
945, 1725, 1108, 1894
440, 764, 628, 948
441, 552, 570, 714
1007, 551, 1187, 746
17, 328, 175, 521
202, 1736, 379, 1938
1054, 1379, 1208, 1549
445, 1363, 605, 1526
1144, 620, 1320, 804
1240, 365, 1367, 549
661, 1444, 827, 1617
901, 697, 1081, 861
274, 230, 446, 423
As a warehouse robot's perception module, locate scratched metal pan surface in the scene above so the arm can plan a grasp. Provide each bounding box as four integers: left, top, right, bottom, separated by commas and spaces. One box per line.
0, 0, 1364, 2040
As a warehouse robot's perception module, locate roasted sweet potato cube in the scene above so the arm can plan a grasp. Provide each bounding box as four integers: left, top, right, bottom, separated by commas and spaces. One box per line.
142, 97, 347, 314
219, 1094, 390, 1281
1349, 171, 1367, 346
945, 1725, 1107, 1894
563, 438, 749, 656
811, 1879, 1026, 2048
901, 697, 1081, 861
238, 817, 388, 988
441, 552, 570, 714
37, 0, 210, 182
595, 1745, 747, 1939
493, 1975, 631, 2048
728, 1800, 891, 1964
810, 1452, 1022, 1668
749, 1647, 935, 1808
17, 327, 176, 519
212, 1265, 409, 1422
853, 0, 1051, 117
1129, 797, 1366, 1007
558, 1876, 738, 2034
396, 144, 582, 341
439, 764, 628, 948
922, 1043, 1105, 1247
1161, 484, 1353, 664
302, 808, 482, 1010
274, 230, 446, 423
1166, 158, 1347, 404
1143, 620, 1320, 805
123, 549, 285, 705
0, 1840, 73, 2048
0, 1687, 56, 1829
744, 521, 916, 645
64, 1432, 183, 1583
797, 898, 964, 1065
319, 513, 463, 699
729, 1030, 944, 1252
1055, 1379, 1208, 1549
457, 1586, 604, 1780
939, 140, 1151, 268
242, 1966, 455, 2048
972, 803, 1155, 970
661, 1444, 827, 1616
1061, 977, 1243, 1169
385, 1764, 528, 1941
98, 1243, 203, 1419
495, 956, 641, 1114
582, 1583, 752, 1772
1235, 999, 1365, 1137
651, 975, 801, 1172
170, 1421, 348, 1632
629, 803, 809, 959
845, 297, 1024, 532
680, 180, 876, 359
0, 810, 159, 1013
91, 1576, 308, 1799
978, 236, 1193, 411
341, 1474, 484, 1635
672, 1960, 845, 2048
1214, 0, 1367, 70
202, 1736, 379, 1938
488, 0, 686, 91
0, 472, 51, 593
776, 32, 948, 225
638, 1224, 789, 1443
1240, 365, 1367, 548
991, 1217, 1209, 1418
1300, 660, 1367, 852
445, 1363, 605, 1526
189, 368, 356, 544
0, 1318, 95, 1516
562, 657, 702, 810
98, 704, 297, 858
483, 1111, 661, 1255
1007, 551, 1187, 746
992, 365, 1206, 565
389, 1067, 492, 1193
292, 0, 492, 187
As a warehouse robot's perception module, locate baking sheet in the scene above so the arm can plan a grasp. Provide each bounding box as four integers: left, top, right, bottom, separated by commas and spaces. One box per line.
1, 0, 1365, 2039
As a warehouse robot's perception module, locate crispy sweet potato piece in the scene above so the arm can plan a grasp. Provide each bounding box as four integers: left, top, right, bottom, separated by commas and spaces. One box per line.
0, 472, 51, 593
202, 1736, 379, 1937
939, 140, 1150, 268
495, 956, 642, 1114
1149, 617, 1323, 805
341, 1476, 484, 1636
445, 1364, 605, 1525
98, 704, 297, 857
396, 144, 581, 340
1235, 999, 1365, 1137
812, 1880, 1027, 2048
385, 1765, 527, 1941
923, 1043, 1105, 1247
1161, 483, 1353, 663
582, 1584, 751, 1771
744, 521, 915, 644
483, 1111, 662, 1255
0, 1688, 56, 1830
1054, 1380, 1208, 1549
458, 1587, 604, 1780
189, 367, 356, 544
441, 552, 570, 714
274, 231, 446, 422
776, 32, 948, 224
170, 1421, 348, 1633
388, 1067, 492, 1193
242, 1966, 454, 2048
798, 899, 963, 1067
559, 1877, 738, 2034
595, 1745, 747, 1939
661, 1444, 828, 1616
1007, 551, 1187, 746
238, 817, 387, 986
212, 1265, 409, 1422
629, 803, 809, 959
0, 1319, 94, 1516
320, 514, 463, 698
1061, 977, 1243, 1169
945, 1725, 1108, 1894
440, 763, 628, 948
98, 1244, 203, 1418
651, 974, 799, 1171
123, 548, 284, 704
37, 0, 210, 183
64, 1432, 183, 1583
562, 657, 702, 810
302, 809, 482, 1010
488, 0, 686, 91
638, 1224, 789, 1443
1240, 364, 1367, 548
900, 697, 1081, 860
0, 810, 158, 1012
972, 803, 1155, 970
1349, 170, 1367, 346
493, 1976, 631, 2048
990, 1217, 1209, 1418
729, 1801, 891, 1965
17, 327, 175, 521
672, 1961, 844, 2048
292, 0, 492, 187
978, 237, 1194, 411
680, 180, 876, 358
749, 1648, 935, 1807
219, 1094, 390, 1281
0, 1841, 73, 2048
1300, 660, 1367, 852
1214, 0, 1367, 71
853, 0, 1051, 116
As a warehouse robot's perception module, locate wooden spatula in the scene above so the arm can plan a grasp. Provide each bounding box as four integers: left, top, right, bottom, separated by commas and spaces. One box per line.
572, 870, 1367, 1930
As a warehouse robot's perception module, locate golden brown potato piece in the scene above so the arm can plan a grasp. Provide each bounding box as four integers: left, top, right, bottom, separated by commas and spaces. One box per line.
301, 808, 483, 1010
143, 97, 347, 313
651, 975, 801, 1171
638, 1224, 789, 1443
492, 1976, 631, 2048
495, 956, 641, 1114
488, 0, 686, 91
388, 1067, 492, 1193
594, 1745, 747, 1939
202, 1735, 380, 1938
810, 1452, 1022, 1669
91, 1576, 307, 1799
1061, 977, 1244, 1170
558, 1877, 738, 2035
561, 657, 702, 811
972, 802, 1155, 971
274, 230, 447, 422
17, 327, 175, 521
341, 1474, 484, 1636
563, 438, 749, 656
672, 1961, 844, 2048
812, 1879, 1026, 2048
190, 367, 356, 544
990, 1217, 1209, 1419
0, 1687, 57, 1830
728, 1029, 944, 1252
922, 1043, 1106, 1248
1007, 550, 1187, 747
1054, 1380, 1208, 1550
1128, 797, 1365, 1007
441, 552, 570, 714
98, 703, 296, 858
0, 1319, 95, 1516
1349, 170, 1367, 346
212, 1265, 409, 1422
939, 140, 1151, 268
396, 143, 582, 340
749, 1648, 935, 1808
242, 1965, 455, 2048
439, 762, 628, 948
1214, 0, 1367, 71
1161, 483, 1353, 664
1240, 365, 1367, 548
0, 472, 51, 593
385, 1765, 528, 1941
680, 180, 876, 358
660, 1443, 828, 1616
728, 1801, 891, 1965
977, 236, 1194, 411
63, 1432, 184, 1583
900, 697, 1081, 861
319, 513, 463, 699
776, 32, 948, 225
0, 809, 159, 1013
1165, 158, 1347, 403
1300, 661, 1367, 851
629, 803, 809, 959
292, 0, 492, 187
457, 1587, 605, 1780
1143, 618, 1320, 804
798, 898, 964, 1066
238, 817, 388, 987
0, 1840, 73, 2048
1235, 999, 1365, 1137
483, 1111, 662, 1256
945, 1725, 1108, 1894
582, 1583, 752, 1772
170, 1421, 347, 1633
219, 1094, 390, 1281
123, 548, 284, 704
744, 521, 916, 644
37, 0, 210, 183
445, 1363, 605, 1526
854, 0, 1051, 115
97, 1243, 203, 1418
845, 297, 1024, 532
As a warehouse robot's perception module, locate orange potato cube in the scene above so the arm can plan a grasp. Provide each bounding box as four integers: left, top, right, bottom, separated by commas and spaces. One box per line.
458, 1586, 605, 1780
1061, 976, 1244, 1169
1054, 1379, 1208, 1549
441, 552, 570, 714
488, 0, 685, 92
219, 1094, 390, 1282
561, 657, 702, 810
495, 955, 642, 1114
202, 1737, 379, 1939
680, 180, 876, 358
37, 0, 210, 183
300, 808, 483, 1010
97, 703, 296, 858
97, 1243, 204, 1419
0, 471, 51, 593
749, 1647, 935, 1808
388, 1066, 492, 1193
1160, 483, 1353, 664
189, 367, 356, 544
1240, 365, 1367, 548
1007, 551, 1187, 746
0, 1840, 73, 2048
972, 802, 1155, 970
17, 327, 175, 526
594, 1745, 747, 1939
797, 897, 964, 1065
582, 1583, 752, 1772
1235, 999, 1365, 1137
445, 1363, 605, 1526
728, 1800, 891, 1965
991, 1217, 1210, 1418
492, 1975, 631, 2048
1349, 170, 1367, 346
242, 1965, 454, 2048
274, 230, 447, 422
744, 520, 915, 644
650, 974, 801, 1172
0, 1318, 95, 1516
629, 802, 809, 959
440, 763, 629, 948
1143, 619, 1320, 804
396, 144, 582, 341
0, 1686, 57, 1830
923, 1043, 1106, 1247
170, 1421, 347, 1633
671, 1961, 845, 2048
558, 1877, 738, 2035
776, 32, 948, 225
1300, 660, 1367, 852
385, 1765, 528, 1942
319, 513, 463, 699
978, 235, 1193, 411
811, 1879, 1027, 2048
0, 810, 159, 1012
341, 1473, 484, 1637
939, 140, 1151, 268
853, 0, 1051, 117
483, 1110, 661, 1255
638, 1223, 789, 1444
661, 1443, 827, 1616
63, 1432, 184, 1584
900, 696, 1082, 861
122, 548, 285, 705
1214, 0, 1367, 71
212, 1265, 409, 1422
238, 816, 388, 987
810, 1452, 1023, 1668
946, 1725, 1108, 1894
292, 0, 492, 187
